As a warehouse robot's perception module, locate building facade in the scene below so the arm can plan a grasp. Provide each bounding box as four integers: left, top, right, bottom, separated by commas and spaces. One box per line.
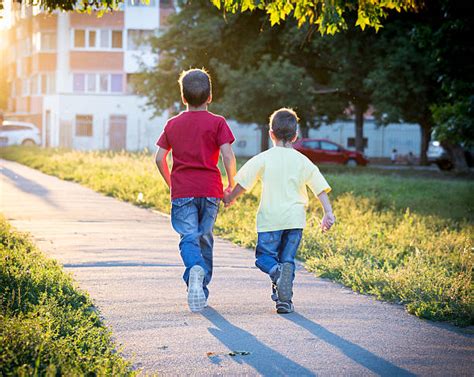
0, 0, 174, 151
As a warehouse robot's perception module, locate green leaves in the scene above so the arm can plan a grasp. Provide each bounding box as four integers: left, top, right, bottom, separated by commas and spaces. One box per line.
211, 0, 417, 34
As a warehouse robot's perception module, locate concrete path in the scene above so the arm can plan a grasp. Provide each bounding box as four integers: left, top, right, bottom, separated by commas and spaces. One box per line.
1, 158, 473, 376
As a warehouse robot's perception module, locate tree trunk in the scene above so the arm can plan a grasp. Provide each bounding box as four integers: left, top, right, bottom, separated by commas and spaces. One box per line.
260, 124, 269, 152
354, 103, 364, 153
300, 125, 309, 138
442, 142, 469, 173
419, 122, 431, 166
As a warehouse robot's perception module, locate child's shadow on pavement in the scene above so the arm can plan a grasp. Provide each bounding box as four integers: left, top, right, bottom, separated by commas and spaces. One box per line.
202, 308, 415, 376
201, 307, 315, 376
282, 312, 416, 377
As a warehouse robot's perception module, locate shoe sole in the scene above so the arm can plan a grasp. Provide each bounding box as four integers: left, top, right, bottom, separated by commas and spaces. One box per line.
188, 266, 206, 312
277, 263, 294, 302
277, 307, 294, 314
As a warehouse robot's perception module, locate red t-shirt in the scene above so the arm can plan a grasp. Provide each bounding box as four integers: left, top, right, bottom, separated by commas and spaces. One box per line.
156, 111, 235, 199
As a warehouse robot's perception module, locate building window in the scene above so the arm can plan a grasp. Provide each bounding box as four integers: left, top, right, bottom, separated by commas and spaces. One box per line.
88, 30, 97, 48
22, 79, 30, 96
347, 137, 368, 149
99, 74, 109, 92
73, 73, 124, 94
87, 74, 96, 92
111, 74, 123, 93
31, 75, 39, 95
100, 29, 110, 48
40, 74, 56, 94
73, 74, 85, 92
41, 32, 56, 50
127, 29, 153, 50
48, 74, 56, 94
127, 0, 156, 6
75, 115, 93, 137
111, 30, 123, 48
74, 30, 85, 48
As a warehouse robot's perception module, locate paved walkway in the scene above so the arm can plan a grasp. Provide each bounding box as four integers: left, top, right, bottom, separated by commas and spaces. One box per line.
1, 158, 473, 376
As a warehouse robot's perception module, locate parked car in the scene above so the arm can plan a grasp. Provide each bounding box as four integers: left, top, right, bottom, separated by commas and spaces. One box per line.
0, 121, 41, 147
293, 138, 369, 166
427, 141, 473, 170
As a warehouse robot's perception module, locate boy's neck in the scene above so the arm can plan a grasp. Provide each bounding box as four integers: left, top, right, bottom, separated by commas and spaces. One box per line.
186, 103, 208, 112
273, 140, 293, 148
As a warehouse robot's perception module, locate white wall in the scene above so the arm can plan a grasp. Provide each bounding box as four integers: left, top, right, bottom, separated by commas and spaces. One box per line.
44, 93, 167, 150
124, 50, 156, 73
124, 4, 160, 30
56, 13, 71, 93
308, 120, 421, 157
227, 119, 421, 158
227, 120, 261, 157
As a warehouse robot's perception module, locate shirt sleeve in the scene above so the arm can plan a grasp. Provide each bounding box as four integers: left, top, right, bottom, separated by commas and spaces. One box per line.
156, 124, 171, 150
235, 155, 264, 192
217, 118, 235, 146
305, 159, 331, 196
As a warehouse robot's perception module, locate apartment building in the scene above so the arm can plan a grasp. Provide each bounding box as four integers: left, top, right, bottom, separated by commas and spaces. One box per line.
0, 0, 175, 150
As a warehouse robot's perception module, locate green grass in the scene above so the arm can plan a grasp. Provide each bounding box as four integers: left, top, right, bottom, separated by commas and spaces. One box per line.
1, 146, 473, 326
0, 217, 134, 376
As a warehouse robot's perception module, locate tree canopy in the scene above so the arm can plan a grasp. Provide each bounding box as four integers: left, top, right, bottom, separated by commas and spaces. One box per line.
213, 0, 418, 34
32, 0, 418, 34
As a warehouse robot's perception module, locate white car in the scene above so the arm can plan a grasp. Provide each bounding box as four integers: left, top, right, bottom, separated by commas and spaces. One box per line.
0, 121, 41, 147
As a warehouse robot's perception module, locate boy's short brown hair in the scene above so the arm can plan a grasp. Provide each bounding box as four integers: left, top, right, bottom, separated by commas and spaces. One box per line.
178, 68, 212, 107
269, 108, 299, 142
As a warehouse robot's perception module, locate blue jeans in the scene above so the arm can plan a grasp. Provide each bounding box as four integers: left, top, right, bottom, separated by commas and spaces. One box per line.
171, 197, 220, 298
255, 229, 303, 285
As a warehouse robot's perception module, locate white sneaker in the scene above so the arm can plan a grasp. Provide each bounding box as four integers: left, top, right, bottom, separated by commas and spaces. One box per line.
188, 265, 206, 312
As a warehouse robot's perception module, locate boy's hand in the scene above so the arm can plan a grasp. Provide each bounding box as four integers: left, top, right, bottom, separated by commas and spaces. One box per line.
223, 186, 234, 207
223, 190, 234, 207
320, 212, 336, 233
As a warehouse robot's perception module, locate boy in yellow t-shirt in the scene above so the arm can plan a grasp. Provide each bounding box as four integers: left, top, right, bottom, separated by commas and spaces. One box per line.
224, 108, 335, 314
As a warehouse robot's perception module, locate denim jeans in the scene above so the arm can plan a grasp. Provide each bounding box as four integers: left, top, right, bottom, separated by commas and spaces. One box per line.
171, 197, 220, 298
255, 229, 303, 285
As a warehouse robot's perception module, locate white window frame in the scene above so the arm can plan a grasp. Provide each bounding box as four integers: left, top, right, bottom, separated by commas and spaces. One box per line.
40, 32, 57, 52
71, 28, 124, 51
71, 73, 124, 94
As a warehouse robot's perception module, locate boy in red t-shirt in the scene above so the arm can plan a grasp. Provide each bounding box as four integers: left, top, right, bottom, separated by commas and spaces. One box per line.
155, 68, 236, 312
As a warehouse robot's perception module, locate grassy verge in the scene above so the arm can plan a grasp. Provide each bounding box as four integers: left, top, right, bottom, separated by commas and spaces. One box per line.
1, 146, 473, 326
0, 217, 134, 376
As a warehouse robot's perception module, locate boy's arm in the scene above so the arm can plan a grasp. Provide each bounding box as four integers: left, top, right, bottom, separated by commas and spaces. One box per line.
220, 143, 236, 192
154, 147, 171, 189
317, 191, 336, 232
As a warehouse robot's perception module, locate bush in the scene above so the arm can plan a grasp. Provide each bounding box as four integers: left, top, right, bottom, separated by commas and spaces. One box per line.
0, 217, 133, 376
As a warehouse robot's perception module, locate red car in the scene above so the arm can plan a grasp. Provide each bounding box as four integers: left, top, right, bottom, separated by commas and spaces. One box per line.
293, 138, 369, 166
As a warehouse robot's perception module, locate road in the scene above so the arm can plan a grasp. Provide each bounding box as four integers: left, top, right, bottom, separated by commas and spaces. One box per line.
1, 158, 473, 376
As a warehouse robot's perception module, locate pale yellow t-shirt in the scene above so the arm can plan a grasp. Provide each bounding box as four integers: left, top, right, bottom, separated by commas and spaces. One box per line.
235, 146, 331, 232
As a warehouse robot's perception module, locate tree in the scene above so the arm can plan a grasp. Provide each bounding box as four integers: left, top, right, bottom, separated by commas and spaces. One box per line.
273, 18, 379, 152
366, 19, 438, 165
30, 0, 417, 34
428, 0, 474, 171
214, 57, 317, 151
432, 98, 474, 171
313, 28, 376, 152
138, 0, 321, 151
367, 0, 473, 168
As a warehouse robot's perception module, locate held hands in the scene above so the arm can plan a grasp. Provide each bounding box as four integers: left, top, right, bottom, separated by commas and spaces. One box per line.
320, 212, 336, 233
223, 186, 234, 208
